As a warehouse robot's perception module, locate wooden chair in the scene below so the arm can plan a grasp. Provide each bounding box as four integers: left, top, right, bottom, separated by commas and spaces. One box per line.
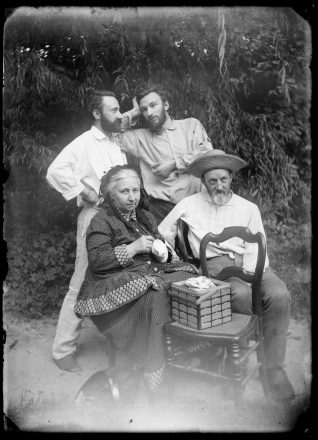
175, 219, 200, 267
164, 226, 269, 404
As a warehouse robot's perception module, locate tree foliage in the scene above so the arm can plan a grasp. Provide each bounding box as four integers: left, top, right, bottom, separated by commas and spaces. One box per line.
4, 227, 76, 317
3, 6, 311, 234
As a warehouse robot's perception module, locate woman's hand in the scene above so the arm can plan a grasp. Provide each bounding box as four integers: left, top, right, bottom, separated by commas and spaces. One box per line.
126, 235, 154, 258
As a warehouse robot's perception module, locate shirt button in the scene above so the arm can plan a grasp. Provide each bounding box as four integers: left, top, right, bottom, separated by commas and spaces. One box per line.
147, 261, 151, 264
154, 267, 158, 272
136, 228, 139, 232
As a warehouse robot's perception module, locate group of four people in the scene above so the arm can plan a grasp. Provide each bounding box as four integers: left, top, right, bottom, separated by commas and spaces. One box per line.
46, 84, 294, 402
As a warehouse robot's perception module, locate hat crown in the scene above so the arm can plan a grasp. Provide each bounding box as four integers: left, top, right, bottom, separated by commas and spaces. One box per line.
209, 149, 226, 155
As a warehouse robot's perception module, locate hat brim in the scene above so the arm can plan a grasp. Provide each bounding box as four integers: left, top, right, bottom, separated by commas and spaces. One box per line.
188, 154, 247, 178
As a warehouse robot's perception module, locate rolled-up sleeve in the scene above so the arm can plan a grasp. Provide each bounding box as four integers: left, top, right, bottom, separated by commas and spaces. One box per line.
46, 142, 85, 201
119, 130, 140, 158
120, 109, 137, 132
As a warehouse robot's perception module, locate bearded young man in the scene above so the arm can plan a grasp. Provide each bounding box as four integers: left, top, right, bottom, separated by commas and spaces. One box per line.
158, 149, 295, 403
46, 90, 139, 372
120, 84, 214, 223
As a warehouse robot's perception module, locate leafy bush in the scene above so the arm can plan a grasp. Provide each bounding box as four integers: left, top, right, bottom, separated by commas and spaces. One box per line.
266, 223, 311, 319
3, 7, 311, 229
4, 228, 76, 317
4, 161, 78, 235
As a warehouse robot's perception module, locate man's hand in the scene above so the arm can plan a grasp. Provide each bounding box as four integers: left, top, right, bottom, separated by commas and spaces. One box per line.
80, 187, 100, 204
132, 96, 139, 110
130, 96, 140, 120
151, 160, 176, 179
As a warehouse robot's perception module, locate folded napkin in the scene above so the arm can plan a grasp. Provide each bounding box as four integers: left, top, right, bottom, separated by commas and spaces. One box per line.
182, 276, 216, 289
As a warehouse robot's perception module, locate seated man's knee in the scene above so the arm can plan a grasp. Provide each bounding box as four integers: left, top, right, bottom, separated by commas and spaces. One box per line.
261, 271, 291, 313
229, 278, 253, 315
274, 283, 290, 306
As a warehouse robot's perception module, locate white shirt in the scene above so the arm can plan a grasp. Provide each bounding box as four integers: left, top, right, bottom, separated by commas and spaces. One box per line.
158, 186, 269, 273
46, 126, 127, 206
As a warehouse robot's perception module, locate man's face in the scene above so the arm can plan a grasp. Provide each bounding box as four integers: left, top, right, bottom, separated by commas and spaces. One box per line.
96, 96, 123, 133
203, 168, 232, 205
139, 92, 168, 131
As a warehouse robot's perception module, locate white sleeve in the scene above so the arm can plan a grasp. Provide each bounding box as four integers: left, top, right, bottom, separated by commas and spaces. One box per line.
46, 140, 86, 201
158, 200, 186, 248
120, 130, 140, 158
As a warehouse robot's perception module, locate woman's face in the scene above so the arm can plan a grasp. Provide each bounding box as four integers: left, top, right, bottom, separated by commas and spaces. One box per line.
109, 170, 141, 213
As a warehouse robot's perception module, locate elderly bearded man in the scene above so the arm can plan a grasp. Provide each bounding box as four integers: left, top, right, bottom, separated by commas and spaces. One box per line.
158, 149, 295, 403
120, 84, 213, 223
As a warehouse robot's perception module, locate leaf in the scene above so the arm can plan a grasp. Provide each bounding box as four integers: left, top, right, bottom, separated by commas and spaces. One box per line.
281, 65, 286, 85
218, 18, 227, 77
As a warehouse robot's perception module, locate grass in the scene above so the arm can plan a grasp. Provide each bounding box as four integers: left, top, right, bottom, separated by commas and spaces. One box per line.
266, 222, 311, 319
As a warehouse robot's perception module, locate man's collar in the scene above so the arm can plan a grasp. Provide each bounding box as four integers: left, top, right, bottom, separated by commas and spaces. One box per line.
165, 118, 177, 131
91, 125, 113, 140
151, 117, 177, 134
201, 186, 234, 206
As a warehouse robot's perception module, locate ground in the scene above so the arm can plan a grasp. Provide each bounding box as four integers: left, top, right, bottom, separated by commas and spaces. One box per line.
3, 311, 312, 433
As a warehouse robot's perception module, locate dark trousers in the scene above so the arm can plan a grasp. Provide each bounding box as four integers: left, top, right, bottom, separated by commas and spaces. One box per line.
149, 197, 176, 225
207, 255, 291, 371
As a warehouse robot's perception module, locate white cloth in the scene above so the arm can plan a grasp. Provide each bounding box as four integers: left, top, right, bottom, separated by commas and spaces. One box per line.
46, 126, 127, 206
158, 186, 269, 273
151, 239, 169, 263
52, 205, 100, 360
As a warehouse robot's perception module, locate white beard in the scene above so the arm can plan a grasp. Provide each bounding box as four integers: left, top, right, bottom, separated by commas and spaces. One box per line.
212, 191, 231, 206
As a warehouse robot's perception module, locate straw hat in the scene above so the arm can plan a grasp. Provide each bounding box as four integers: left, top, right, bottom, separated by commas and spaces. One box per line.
187, 149, 248, 178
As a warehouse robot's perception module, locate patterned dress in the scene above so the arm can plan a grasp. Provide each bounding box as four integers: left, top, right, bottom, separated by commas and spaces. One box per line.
74, 201, 198, 390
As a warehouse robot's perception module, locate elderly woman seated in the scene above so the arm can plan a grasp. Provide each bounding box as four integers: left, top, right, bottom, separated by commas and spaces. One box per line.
74, 165, 198, 393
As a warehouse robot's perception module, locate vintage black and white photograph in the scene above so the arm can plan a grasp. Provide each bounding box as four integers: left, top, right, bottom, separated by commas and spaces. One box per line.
3, 5, 312, 433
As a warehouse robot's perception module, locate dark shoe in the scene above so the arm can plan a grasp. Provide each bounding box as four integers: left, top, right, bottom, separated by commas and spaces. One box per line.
267, 368, 295, 402
54, 354, 81, 373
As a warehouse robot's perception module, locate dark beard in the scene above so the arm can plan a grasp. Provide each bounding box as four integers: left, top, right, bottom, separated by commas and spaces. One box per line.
100, 117, 121, 133
146, 109, 167, 132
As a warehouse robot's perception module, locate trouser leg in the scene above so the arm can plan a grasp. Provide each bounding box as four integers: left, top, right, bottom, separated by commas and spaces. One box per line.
52, 205, 100, 360
52, 288, 83, 360
206, 256, 290, 370
259, 269, 290, 370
